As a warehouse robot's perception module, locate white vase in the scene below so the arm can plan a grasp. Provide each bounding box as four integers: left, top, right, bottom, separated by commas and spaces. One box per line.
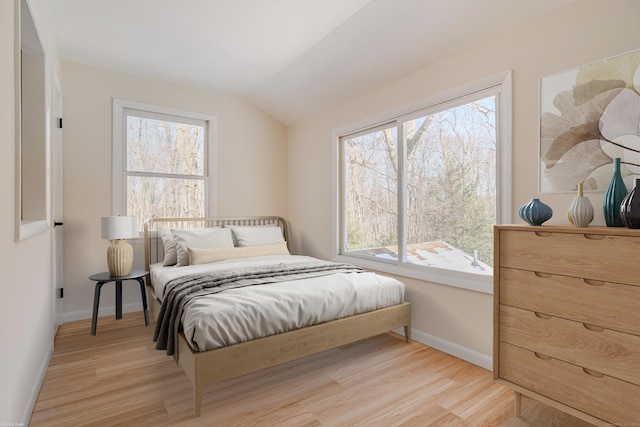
568, 183, 594, 228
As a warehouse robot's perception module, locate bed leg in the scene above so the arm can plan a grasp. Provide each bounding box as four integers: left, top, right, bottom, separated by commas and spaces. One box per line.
514, 391, 522, 416
404, 325, 411, 343
193, 384, 202, 417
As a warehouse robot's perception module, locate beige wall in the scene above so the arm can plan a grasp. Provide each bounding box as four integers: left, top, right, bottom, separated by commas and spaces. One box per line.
4, 0, 640, 419
0, 0, 61, 422
61, 61, 288, 317
287, 0, 640, 360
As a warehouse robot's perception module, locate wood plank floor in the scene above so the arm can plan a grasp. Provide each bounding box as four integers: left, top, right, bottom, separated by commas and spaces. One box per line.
31, 312, 595, 426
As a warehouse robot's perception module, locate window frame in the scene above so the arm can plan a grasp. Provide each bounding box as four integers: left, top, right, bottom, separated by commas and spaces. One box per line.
112, 99, 218, 232
332, 71, 512, 294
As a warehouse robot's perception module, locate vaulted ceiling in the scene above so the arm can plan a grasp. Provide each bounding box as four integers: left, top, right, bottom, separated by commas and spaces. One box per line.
49, 0, 575, 125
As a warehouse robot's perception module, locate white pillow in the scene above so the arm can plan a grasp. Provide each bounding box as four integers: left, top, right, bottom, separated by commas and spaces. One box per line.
159, 228, 177, 266
229, 226, 285, 247
172, 228, 235, 266
188, 242, 290, 265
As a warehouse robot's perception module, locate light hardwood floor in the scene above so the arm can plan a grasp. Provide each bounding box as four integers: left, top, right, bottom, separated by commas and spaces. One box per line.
31, 312, 595, 426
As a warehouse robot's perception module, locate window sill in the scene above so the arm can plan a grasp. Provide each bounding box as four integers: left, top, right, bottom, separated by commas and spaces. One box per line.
334, 254, 493, 294
18, 220, 50, 241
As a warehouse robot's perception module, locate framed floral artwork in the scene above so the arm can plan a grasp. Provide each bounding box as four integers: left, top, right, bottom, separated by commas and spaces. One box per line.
539, 48, 640, 193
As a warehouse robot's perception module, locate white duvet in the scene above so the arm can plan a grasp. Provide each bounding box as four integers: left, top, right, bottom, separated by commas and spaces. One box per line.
150, 255, 405, 352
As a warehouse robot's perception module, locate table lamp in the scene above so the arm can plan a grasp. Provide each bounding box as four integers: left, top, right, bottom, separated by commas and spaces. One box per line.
100, 216, 139, 276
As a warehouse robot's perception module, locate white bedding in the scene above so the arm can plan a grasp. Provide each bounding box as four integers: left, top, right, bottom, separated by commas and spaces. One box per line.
150, 255, 405, 352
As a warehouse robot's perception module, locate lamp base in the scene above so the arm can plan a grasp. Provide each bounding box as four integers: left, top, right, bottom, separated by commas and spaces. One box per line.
107, 239, 133, 277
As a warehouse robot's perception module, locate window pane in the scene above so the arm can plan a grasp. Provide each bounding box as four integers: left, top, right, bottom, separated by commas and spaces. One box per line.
404, 96, 496, 274
344, 126, 398, 254
126, 115, 205, 176
127, 176, 205, 226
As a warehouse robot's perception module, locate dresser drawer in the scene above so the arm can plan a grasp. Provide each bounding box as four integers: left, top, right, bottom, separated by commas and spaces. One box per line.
499, 267, 640, 336
498, 229, 640, 285
499, 343, 640, 423
499, 305, 640, 385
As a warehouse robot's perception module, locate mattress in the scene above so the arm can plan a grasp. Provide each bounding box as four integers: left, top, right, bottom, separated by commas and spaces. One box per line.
150, 255, 405, 352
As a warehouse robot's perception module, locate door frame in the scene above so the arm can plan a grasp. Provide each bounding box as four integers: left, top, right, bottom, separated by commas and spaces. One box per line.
51, 70, 63, 330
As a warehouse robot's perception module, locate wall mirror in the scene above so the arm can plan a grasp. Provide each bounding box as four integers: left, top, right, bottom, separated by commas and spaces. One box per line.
15, 0, 49, 240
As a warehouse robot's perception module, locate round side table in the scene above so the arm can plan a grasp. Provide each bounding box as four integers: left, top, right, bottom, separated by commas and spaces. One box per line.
89, 269, 149, 335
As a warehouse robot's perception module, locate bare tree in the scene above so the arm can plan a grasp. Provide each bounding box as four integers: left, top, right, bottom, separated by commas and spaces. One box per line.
344, 96, 497, 267
126, 116, 206, 227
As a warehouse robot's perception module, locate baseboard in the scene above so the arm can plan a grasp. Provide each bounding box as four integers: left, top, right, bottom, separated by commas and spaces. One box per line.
63, 302, 143, 323
394, 327, 493, 370
21, 335, 54, 425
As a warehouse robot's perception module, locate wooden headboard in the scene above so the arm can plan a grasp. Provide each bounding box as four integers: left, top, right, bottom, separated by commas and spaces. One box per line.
143, 216, 289, 271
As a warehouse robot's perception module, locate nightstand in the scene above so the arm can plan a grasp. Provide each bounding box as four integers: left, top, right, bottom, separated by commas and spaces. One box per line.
89, 269, 149, 335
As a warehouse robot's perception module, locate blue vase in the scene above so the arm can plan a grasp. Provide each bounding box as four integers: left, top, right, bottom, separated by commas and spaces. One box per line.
518, 198, 553, 226
603, 157, 628, 227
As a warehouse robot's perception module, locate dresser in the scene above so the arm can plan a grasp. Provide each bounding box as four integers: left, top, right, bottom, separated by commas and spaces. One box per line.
494, 225, 640, 426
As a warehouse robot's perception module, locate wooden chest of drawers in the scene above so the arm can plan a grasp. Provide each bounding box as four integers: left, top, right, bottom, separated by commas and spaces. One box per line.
494, 225, 640, 426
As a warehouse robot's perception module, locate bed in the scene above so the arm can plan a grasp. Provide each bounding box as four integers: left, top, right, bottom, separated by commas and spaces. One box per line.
144, 216, 411, 417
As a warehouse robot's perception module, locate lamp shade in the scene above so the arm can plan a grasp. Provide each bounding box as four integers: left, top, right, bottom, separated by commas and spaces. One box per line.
100, 216, 138, 240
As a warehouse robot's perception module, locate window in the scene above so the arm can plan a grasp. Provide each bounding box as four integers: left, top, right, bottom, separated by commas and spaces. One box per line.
335, 72, 512, 293
113, 100, 217, 230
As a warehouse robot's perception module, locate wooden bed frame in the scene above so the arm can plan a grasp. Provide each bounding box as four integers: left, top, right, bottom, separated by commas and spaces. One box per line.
144, 216, 412, 417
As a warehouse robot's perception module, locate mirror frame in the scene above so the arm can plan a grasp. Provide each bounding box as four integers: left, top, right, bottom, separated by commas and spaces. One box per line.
15, 0, 49, 241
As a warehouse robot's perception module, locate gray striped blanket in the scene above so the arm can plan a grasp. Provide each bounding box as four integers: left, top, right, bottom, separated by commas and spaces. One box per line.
153, 260, 364, 359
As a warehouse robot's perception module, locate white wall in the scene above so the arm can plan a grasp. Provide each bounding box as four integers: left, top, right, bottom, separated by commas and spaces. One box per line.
61, 61, 288, 318
287, 0, 640, 363
0, 0, 61, 422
